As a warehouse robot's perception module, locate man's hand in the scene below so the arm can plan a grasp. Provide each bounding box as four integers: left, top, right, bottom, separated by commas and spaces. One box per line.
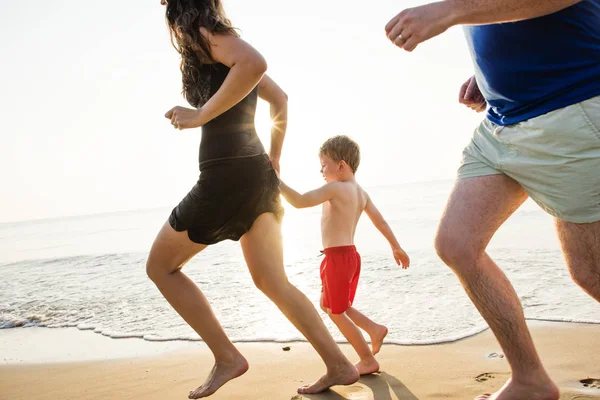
393, 247, 410, 269
459, 76, 487, 112
385, 1, 455, 52
165, 106, 205, 130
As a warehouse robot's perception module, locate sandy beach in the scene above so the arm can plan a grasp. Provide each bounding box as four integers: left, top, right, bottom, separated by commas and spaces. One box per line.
1, 321, 599, 400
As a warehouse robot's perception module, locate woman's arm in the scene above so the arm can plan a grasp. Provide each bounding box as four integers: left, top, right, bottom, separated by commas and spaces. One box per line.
258, 75, 288, 171
166, 29, 267, 129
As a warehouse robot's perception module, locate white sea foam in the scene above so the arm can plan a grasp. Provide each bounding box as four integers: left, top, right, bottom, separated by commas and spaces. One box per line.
1, 181, 598, 345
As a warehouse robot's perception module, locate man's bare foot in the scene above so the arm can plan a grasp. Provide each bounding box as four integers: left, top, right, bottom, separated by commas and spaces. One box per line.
297, 363, 359, 394
188, 354, 249, 399
355, 358, 380, 375
369, 325, 388, 355
474, 377, 559, 400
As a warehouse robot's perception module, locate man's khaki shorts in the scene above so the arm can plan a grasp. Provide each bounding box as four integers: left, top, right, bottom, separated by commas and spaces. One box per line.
459, 95, 600, 224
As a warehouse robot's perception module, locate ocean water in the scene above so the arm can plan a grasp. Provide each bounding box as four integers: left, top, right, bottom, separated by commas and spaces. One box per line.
1, 180, 598, 345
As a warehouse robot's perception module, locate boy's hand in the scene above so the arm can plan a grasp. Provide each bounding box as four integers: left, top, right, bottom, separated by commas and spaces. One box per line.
393, 247, 410, 269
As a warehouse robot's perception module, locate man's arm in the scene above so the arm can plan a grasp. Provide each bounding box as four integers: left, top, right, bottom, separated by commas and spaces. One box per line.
385, 0, 582, 52
448, 0, 582, 25
165, 30, 267, 129
279, 181, 340, 209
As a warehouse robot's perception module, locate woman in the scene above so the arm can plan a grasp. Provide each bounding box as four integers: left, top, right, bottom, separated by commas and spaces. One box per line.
147, 1, 358, 398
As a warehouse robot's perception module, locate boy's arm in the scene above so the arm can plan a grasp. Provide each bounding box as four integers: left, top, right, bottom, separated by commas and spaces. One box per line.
364, 194, 410, 268
279, 180, 340, 209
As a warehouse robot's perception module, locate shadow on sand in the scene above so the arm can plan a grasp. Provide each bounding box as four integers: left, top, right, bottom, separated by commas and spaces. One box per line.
296, 371, 419, 400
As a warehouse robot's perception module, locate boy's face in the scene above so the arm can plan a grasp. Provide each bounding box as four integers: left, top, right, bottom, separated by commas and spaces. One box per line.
319, 153, 341, 182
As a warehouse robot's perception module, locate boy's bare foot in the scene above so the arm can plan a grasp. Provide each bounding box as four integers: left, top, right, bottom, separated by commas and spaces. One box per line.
188, 354, 249, 399
474, 377, 559, 400
355, 358, 380, 375
370, 325, 388, 355
297, 363, 359, 394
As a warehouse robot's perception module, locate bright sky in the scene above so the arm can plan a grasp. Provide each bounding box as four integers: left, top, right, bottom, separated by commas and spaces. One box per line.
0, 0, 484, 223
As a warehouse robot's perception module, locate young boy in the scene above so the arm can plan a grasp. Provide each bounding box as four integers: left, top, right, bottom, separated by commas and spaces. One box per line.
278, 135, 410, 375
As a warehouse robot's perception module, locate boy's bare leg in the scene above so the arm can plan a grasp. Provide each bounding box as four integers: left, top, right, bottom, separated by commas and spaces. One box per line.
328, 311, 380, 375
147, 223, 249, 399
435, 176, 559, 400
320, 296, 379, 375
240, 213, 359, 395
346, 307, 388, 355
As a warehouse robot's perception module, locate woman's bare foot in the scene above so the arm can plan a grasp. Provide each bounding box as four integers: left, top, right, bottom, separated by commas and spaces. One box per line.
355, 358, 380, 375
474, 377, 559, 400
188, 354, 249, 399
369, 325, 388, 355
297, 363, 359, 394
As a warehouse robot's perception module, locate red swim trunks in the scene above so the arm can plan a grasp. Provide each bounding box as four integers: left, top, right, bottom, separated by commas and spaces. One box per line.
320, 245, 361, 314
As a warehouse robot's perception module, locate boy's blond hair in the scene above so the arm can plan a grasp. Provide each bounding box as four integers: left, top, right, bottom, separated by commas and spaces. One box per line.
319, 135, 360, 174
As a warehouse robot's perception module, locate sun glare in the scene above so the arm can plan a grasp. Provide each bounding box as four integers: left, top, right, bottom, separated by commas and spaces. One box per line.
254, 110, 273, 138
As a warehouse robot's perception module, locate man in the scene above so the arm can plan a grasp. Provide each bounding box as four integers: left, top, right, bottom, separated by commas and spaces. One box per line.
385, 1, 600, 399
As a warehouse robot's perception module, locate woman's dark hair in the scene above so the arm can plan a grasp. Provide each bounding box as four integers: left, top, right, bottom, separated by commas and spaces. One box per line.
165, 0, 238, 106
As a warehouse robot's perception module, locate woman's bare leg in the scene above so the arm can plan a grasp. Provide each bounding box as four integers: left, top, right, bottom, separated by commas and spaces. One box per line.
240, 213, 359, 394
146, 222, 248, 399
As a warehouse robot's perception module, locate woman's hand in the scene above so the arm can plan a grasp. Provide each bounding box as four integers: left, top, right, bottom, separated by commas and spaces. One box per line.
165, 106, 205, 130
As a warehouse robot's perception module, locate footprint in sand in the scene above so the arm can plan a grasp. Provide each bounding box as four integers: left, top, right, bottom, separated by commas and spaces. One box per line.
476, 373, 495, 382
344, 385, 369, 398
581, 378, 600, 389
291, 385, 369, 400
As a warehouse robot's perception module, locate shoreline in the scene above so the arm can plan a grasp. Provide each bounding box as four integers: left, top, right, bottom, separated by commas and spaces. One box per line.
2, 319, 600, 365
1, 321, 599, 399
